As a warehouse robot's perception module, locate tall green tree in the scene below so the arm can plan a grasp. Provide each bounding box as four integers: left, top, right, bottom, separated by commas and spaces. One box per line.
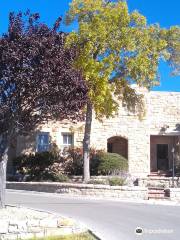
65, 0, 180, 182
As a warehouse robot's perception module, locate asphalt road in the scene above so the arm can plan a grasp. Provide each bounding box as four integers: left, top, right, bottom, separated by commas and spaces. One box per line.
5, 189, 180, 240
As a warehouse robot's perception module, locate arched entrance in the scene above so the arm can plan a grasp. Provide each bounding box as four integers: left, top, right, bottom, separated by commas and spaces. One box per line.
107, 136, 128, 159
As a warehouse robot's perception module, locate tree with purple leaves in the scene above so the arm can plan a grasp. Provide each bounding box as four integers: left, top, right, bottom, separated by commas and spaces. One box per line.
0, 11, 88, 208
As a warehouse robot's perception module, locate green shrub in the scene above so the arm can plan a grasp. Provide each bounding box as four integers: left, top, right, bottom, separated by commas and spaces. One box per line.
13, 148, 128, 180
108, 177, 125, 186
61, 149, 128, 176
92, 152, 128, 175
13, 151, 57, 172
32, 171, 56, 182
61, 148, 101, 176
53, 173, 69, 182
13, 151, 69, 182
62, 148, 83, 175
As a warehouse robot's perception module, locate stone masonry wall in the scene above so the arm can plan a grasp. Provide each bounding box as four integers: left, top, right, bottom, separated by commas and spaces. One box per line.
0, 206, 86, 240
14, 90, 180, 178
169, 188, 180, 202
149, 91, 180, 135
7, 182, 148, 200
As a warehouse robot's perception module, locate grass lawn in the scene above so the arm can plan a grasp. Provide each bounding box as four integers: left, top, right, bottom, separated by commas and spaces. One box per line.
29, 232, 96, 240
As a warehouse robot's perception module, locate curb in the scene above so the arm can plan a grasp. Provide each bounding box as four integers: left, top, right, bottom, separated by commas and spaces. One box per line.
7, 189, 180, 207
88, 229, 102, 240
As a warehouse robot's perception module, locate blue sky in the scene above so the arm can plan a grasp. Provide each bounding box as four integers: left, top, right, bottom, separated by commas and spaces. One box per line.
0, 0, 179, 91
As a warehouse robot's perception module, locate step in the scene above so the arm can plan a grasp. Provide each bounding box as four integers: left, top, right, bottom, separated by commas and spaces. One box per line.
148, 196, 169, 200
148, 192, 164, 195
148, 196, 165, 200
148, 191, 164, 195
148, 172, 172, 177
148, 193, 165, 196
148, 187, 165, 191
148, 187, 166, 199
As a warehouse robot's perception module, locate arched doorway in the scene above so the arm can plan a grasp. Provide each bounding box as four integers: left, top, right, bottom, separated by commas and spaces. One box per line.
107, 136, 128, 159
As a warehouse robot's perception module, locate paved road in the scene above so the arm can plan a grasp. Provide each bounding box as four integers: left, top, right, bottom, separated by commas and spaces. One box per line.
5, 190, 180, 240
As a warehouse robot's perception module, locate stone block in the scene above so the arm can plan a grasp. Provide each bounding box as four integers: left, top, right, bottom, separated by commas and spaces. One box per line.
39, 218, 58, 228
0, 221, 9, 234
8, 224, 19, 234
18, 233, 35, 240
1, 233, 18, 240
33, 231, 44, 238
27, 219, 40, 227
17, 221, 28, 232
58, 218, 75, 228
27, 226, 42, 233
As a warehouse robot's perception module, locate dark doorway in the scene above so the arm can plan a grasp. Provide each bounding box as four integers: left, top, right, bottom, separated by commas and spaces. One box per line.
107, 142, 113, 153
107, 136, 128, 159
157, 144, 169, 171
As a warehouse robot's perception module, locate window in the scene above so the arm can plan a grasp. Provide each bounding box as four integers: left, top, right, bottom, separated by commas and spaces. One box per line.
62, 133, 73, 148
36, 132, 50, 152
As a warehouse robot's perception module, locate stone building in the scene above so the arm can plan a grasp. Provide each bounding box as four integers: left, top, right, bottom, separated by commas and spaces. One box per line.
8, 89, 180, 178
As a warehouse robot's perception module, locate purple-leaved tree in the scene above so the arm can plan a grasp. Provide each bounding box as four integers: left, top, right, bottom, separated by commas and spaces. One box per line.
0, 11, 88, 208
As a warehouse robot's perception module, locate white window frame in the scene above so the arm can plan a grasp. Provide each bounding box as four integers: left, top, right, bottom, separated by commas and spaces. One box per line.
61, 132, 74, 149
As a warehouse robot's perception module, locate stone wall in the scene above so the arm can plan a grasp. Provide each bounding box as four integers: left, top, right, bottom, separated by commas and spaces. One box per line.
16, 120, 85, 156
138, 177, 180, 188
7, 182, 180, 202
149, 92, 180, 135
169, 188, 180, 202
12, 90, 180, 178
6, 182, 148, 200
0, 206, 86, 240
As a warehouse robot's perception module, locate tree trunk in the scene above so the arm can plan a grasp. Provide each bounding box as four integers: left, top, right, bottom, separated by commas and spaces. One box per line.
83, 102, 93, 182
0, 134, 8, 209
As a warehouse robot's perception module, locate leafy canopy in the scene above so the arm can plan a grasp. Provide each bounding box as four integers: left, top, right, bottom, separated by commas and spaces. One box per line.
65, 0, 180, 118
0, 11, 88, 138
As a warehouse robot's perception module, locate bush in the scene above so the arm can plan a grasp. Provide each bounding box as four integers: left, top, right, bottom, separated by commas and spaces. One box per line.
91, 152, 128, 175
61, 148, 83, 175
13, 151, 69, 182
108, 177, 125, 186
53, 173, 69, 182
60, 148, 128, 176
13, 151, 57, 171
13, 148, 128, 180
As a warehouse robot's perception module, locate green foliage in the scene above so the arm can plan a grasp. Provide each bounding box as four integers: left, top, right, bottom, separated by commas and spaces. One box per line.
59, 148, 128, 176
108, 177, 125, 186
162, 26, 180, 75
13, 149, 128, 180
62, 148, 83, 175
60, 147, 98, 175
13, 152, 55, 175
92, 152, 128, 175
13, 152, 69, 182
65, 0, 180, 119
53, 173, 69, 182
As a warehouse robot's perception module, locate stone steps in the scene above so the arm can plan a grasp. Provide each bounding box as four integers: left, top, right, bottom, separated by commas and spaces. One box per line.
148, 187, 168, 200
148, 171, 172, 177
